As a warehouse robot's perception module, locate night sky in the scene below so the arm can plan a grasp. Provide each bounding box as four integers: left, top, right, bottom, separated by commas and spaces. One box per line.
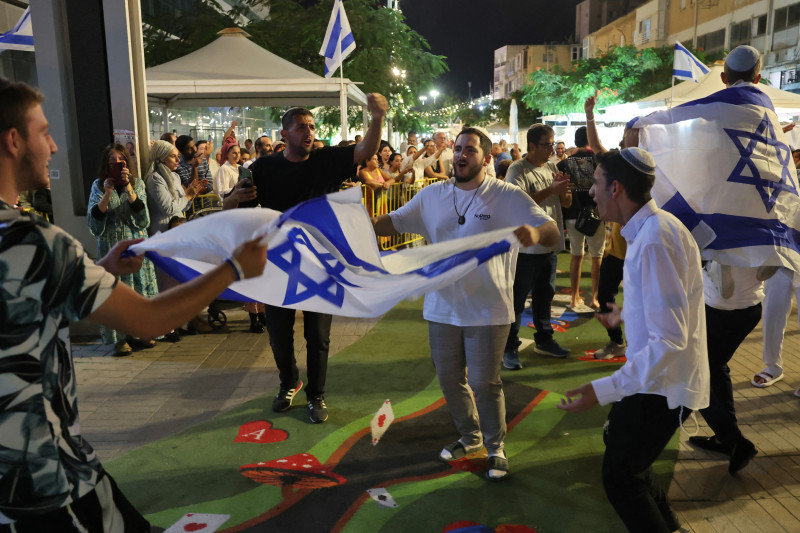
400, 0, 582, 100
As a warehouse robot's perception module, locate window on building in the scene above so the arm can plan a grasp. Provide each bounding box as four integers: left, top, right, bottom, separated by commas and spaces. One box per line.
542, 53, 554, 63
572, 45, 581, 60
771, 3, 800, 31
681, 0, 686, 9
639, 19, 651, 43
697, 28, 725, 53
755, 15, 767, 36
730, 20, 751, 47
789, 3, 800, 27
620, 35, 625, 46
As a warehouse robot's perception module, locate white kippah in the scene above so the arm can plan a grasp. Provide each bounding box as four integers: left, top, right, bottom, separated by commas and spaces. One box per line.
471, 126, 491, 139
725, 45, 760, 71
620, 147, 656, 175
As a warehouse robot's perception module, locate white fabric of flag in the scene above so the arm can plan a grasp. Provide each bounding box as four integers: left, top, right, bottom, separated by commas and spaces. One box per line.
629, 83, 800, 271
673, 42, 709, 83
319, 0, 356, 78
130, 187, 522, 317
0, 8, 33, 52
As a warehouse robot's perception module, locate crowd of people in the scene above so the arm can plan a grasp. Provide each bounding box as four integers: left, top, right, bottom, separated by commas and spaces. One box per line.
1, 43, 798, 532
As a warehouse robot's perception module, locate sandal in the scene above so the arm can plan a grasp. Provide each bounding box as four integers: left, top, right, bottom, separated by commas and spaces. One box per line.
751, 372, 783, 388
113, 340, 133, 357
486, 455, 509, 481
794, 387, 800, 398
439, 440, 482, 462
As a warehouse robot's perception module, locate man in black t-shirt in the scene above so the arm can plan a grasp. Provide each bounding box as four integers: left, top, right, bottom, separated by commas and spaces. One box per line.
558, 127, 605, 310
248, 93, 388, 424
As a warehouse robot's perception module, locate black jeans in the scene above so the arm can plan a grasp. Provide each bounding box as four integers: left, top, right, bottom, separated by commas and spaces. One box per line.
602, 394, 689, 533
263, 305, 333, 399
699, 303, 762, 448
505, 252, 557, 351
597, 254, 625, 345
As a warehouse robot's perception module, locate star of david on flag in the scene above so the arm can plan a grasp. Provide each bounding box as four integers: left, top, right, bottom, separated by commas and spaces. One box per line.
629, 83, 800, 271
131, 187, 519, 317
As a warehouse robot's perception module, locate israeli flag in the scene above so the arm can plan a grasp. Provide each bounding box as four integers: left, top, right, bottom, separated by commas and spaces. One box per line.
630, 83, 800, 271
673, 42, 709, 83
130, 187, 520, 318
319, 0, 356, 78
0, 8, 33, 52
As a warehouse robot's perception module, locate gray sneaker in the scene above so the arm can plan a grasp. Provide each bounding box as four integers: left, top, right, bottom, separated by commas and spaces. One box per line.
594, 341, 626, 360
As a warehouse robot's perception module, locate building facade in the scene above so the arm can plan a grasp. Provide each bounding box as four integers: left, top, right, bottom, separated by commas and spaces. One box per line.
494, 45, 530, 99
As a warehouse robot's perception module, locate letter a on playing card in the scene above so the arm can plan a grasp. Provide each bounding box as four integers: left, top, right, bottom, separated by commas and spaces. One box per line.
370, 399, 394, 446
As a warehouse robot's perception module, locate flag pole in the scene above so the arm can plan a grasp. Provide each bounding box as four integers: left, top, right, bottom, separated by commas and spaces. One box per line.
670, 75, 675, 109
339, 25, 348, 141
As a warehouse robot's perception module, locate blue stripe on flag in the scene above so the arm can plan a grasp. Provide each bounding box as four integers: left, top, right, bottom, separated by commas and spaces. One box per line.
324, 11, 342, 59
144, 252, 256, 302
409, 241, 512, 278
0, 34, 33, 46
672, 69, 694, 78
678, 85, 775, 113
341, 31, 354, 51
661, 192, 800, 254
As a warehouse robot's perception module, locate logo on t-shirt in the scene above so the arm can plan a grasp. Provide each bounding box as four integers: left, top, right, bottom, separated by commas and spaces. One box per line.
474, 213, 491, 221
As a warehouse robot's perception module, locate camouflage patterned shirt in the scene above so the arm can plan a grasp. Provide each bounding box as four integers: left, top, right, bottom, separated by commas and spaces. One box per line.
0, 202, 117, 519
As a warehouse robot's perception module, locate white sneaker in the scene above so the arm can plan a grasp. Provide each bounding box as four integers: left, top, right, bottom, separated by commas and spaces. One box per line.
594, 341, 626, 360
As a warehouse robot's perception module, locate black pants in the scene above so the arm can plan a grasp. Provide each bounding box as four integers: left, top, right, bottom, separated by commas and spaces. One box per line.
699, 303, 762, 448
602, 394, 689, 533
505, 252, 557, 351
597, 254, 624, 345
263, 305, 333, 399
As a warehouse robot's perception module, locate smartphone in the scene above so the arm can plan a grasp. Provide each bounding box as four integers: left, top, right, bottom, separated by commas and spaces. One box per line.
241, 178, 253, 188
109, 161, 125, 180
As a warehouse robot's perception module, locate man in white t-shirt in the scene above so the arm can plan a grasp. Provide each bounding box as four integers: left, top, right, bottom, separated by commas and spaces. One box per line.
503, 124, 572, 369
372, 127, 558, 482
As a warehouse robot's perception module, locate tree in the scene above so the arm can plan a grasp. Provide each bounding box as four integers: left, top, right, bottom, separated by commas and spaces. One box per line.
519, 44, 720, 115
144, 0, 448, 138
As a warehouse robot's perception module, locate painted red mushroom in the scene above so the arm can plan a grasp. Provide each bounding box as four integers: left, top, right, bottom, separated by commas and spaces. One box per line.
240, 453, 346, 489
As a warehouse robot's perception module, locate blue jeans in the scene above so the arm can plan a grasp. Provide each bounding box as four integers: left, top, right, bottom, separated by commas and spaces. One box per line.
505, 252, 557, 351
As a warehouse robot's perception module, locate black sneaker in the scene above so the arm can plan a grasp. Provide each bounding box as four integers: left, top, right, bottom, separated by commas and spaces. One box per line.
503, 350, 522, 370
534, 339, 569, 358
729, 436, 757, 475
308, 396, 328, 424
271, 380, 303, 413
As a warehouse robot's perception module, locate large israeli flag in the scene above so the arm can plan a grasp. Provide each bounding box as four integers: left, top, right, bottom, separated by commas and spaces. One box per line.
673, 42, 709, 83
319, 0, 356, 78
130, 187, 519, 317
0, 8, 33, 52
630, 83, 800, 270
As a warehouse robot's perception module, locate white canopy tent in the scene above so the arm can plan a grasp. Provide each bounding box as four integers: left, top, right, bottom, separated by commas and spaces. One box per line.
146, 28, 367, 138
601, 64, 800, 122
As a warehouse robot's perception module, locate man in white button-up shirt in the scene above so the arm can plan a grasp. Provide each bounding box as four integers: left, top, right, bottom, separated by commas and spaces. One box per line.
558, 148, 709, 533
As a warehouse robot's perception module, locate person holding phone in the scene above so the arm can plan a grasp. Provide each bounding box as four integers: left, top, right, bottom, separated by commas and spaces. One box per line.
87, 144, 159, 355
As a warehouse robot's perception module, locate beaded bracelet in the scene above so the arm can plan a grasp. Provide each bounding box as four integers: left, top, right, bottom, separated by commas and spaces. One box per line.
224, 256, 245, 281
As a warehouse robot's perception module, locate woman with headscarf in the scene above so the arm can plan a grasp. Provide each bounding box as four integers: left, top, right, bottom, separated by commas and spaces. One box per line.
145, 140, 202, 235
87, 144, 159, 355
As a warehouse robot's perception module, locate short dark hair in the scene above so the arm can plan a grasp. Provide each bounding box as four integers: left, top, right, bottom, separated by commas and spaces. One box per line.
456, 127, 492, 160
160, 132, 175, 143
0, 78, 45, 137
497, 159, 513, 178
596, 150, 653, 205
526, 123, 554, 149
574, 126, 589, 148
281, 107, 314, 130
195, 139, 207, 147
724, 57, 762, 85
245, 138, 253, 144
175, 135, 193, 154
96, 143, 136, 182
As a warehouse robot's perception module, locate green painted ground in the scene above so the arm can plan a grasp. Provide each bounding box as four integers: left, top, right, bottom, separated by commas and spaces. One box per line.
107, 252, 679, 532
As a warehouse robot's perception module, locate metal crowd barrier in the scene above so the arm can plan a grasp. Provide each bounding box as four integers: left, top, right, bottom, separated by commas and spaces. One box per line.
358, 178, 445, 251
188, 193, 223, 220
